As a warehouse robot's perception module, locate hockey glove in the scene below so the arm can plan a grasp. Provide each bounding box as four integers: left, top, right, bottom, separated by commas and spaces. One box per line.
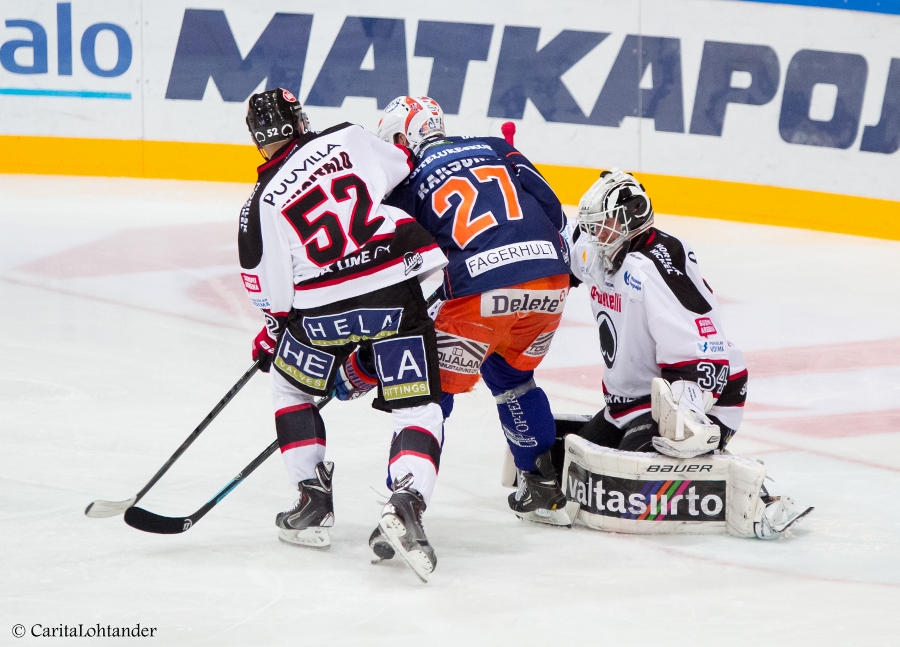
650, 378, 720, 458
252, 311, 286, 373
333, 350, 378, 401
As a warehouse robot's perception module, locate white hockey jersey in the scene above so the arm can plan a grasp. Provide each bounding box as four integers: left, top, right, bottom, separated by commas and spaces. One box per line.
568, 227, 747, 432
238, 123, 447, 314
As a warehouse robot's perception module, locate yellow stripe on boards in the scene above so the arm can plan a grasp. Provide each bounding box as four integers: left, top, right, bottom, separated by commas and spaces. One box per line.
0, 135, 897, 241
142, 139, 258, 183
535, 163, 900, 241
0, 135, 259, 183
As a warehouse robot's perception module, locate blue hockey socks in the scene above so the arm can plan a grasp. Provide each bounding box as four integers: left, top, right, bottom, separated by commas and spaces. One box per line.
480, 355, 556, 472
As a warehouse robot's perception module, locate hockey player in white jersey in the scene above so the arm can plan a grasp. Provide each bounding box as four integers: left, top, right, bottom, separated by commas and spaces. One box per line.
239, 88, 448, 580
558, 169, 812, 539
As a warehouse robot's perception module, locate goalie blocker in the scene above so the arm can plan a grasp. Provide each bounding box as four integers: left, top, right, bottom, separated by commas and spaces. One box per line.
560, 435, 812, 538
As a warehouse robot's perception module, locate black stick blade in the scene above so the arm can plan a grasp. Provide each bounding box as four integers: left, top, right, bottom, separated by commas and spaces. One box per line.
124, 506, 192, 534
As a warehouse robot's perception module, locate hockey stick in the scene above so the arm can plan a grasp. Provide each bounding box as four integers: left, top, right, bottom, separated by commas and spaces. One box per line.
123, 394, 333, 534
84, 361, 262, 518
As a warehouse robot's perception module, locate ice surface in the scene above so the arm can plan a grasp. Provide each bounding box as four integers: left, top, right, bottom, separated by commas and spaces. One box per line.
2, 175, 899, 646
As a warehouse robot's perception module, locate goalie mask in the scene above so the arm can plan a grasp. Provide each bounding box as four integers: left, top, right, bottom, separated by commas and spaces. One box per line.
376, 96, 445, 155
576, 168, 654, 271
246, 88, 309, 152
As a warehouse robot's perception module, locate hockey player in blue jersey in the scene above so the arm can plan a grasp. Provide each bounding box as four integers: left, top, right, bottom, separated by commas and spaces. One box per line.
341, 96, 573, 527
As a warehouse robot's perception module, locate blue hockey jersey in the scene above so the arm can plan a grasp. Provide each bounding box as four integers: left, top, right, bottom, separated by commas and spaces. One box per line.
386, 136, 569, 300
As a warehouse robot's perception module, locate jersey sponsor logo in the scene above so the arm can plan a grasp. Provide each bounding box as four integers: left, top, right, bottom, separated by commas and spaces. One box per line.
436, 332, 489, 375
465, 240, 558, 277
335, 249, 372, 271
502, 424, 538, 448
695, 317, 718, 337
403, 251, 424, 275
590, 286, 622, 312
274, 331, 336, 392
373, 335, 431, 401
696, 340, 726, 355
566, 463, 726, 521
623, 271, 642, 291
480, 289, 566, 316
239, 186, 258, 233
597, 312, 618, 368
241, 273, 261, 293
250, 297, 271, 309
646, 464, 713, 474
498, 385, 539, 447
302, 308, 402, 346
649, 244, 684, 276
523, 331, 556, 358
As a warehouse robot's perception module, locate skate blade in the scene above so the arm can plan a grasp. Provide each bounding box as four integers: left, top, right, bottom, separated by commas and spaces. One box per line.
378, 514, 434, 583
278, 526, 331, 549
514, 506, 574, 528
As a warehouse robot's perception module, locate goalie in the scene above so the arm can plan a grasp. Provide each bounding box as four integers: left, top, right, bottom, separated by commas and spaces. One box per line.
552, 169, 812, 539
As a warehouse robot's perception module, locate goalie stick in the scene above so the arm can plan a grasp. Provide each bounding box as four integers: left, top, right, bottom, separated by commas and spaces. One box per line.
123, 394, 332, 535
84, 360, 262, 519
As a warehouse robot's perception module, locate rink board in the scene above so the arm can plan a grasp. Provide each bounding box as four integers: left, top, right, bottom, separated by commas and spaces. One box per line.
0, 0, 898, 238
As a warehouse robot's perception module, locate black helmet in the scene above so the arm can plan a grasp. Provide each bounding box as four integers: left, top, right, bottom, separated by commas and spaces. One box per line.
246, 88, 309, 148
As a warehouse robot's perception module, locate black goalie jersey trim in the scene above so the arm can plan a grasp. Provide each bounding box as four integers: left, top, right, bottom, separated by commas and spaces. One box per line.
636, 230, 712, 315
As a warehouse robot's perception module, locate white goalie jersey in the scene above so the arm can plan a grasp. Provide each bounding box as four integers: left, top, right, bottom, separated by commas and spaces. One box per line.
238, 123, 447, 315
567, 227, 747, 433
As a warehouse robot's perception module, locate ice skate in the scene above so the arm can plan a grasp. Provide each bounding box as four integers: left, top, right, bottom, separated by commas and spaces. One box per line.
509, 451, 572, 527
375, 474, 436, 582
754, 486, 814, 539
276, 461, 334, 549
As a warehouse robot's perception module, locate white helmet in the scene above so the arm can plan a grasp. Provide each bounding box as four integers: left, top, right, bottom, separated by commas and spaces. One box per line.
376, 96, 445, 154
576, 168, 653, 269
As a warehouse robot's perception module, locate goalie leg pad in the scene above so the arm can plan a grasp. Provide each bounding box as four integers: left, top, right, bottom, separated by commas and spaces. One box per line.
562, 435, 768, 537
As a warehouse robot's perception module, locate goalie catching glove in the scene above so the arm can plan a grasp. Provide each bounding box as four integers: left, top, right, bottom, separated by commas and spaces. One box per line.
650, 378, 720, 458
333, 350, 378, 401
